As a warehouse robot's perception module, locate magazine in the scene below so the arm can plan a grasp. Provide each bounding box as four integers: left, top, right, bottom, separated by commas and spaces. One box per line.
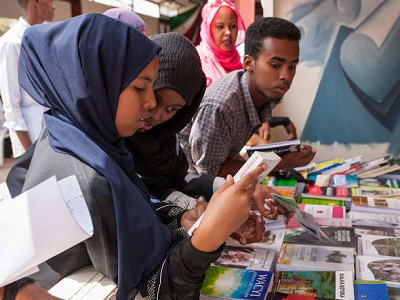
354, 226, 400, 238
349, 211, 400, 228
226, 229, 285, 253
356, 255, 400, 287
298, 204, 346, 219
359, 236, 400, 258
351, 196, 400, 214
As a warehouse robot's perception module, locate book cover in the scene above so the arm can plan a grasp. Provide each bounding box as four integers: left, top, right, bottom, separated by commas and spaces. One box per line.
302, 186, 352, 201
298, 204, 346, 219
356, 255, 400, 287
213, 246, 275, 271
273, 271, 354, 300
351, 196, 400, 214
266, 293, 331, 300
226, 229, 285, 253
359, 178, 400, 188
349, 211, 400, 228
276, 244, 355, 272
353, 187, 400, 198
359, 236, 400, 257
200, 266, 274, 300
270, 187, 296, 199
354, 226, 400, 238
353, 280, 389, 300
330, 175, 358, 188
246, 140, 301, 158
284, 227, 356, 248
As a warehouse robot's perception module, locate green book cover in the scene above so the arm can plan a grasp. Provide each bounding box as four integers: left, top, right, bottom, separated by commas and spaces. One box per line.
299, 197, 346, 207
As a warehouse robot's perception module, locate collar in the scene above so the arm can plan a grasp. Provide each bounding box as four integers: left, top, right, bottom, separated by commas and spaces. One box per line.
240, 71, 261, 128
18, 17, 31, 30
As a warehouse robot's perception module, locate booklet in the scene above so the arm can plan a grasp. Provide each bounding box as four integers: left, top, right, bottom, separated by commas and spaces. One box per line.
270, 193, 329, 241
0, 176, 93, 287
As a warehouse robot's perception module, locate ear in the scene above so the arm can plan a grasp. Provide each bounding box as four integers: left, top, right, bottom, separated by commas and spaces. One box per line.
243, 55, 255, 72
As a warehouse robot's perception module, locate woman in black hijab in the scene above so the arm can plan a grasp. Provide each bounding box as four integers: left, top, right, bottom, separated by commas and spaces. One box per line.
125, 33, 222, 209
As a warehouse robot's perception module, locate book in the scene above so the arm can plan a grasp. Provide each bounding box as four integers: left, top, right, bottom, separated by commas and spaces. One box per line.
298, 204, 346, 219
0, 176, 93, 287
302, 186, 352, 201
298, 197, 347, 207
349, 211, 400, 228
246, 140, 301, 158
359, 178, 400, 188
284, 227, 357, 248
356, 255, 400, 287
200, 266, 274, 300
270, 186, 296, 199
213, 246, 275, 271
354, 226, 400, 238
353, 280, 389, 300
273, 271, 354, 300
286, 217, 352, 229
226, 229, 285, 254
307, 159, 345, 176
351, 196, 400, 214
330, 175, 358, 188
359, 236, 400, 258
265, 293, 331, 300
352, 187, 400, 198
276, 244, 355, 272
357, 160, 400, 179
314, 175, 332, 187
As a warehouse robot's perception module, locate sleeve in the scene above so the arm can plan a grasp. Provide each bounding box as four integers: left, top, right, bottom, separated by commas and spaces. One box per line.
0, 40, 28, 132
140, 230, 223, 300
268, 116, 290, 128
189, 103, 233, 175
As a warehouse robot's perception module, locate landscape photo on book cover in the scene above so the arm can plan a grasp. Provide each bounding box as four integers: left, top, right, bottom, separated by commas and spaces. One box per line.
274, 271, 341, 299
368, 237, 400, 257
213, 246, 274, 270
364, 258, 400, 283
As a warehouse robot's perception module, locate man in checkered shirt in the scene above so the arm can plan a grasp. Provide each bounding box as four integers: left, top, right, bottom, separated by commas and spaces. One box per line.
179, 17, 315, 177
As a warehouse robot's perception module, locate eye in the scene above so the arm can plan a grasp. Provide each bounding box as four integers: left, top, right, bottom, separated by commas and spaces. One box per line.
134, 86, 145, 92
271, 63, 280, 69
166, 106, 179, 113
216, 25, 224, 30
230, 24, 237, 30
290, 65, 297, 71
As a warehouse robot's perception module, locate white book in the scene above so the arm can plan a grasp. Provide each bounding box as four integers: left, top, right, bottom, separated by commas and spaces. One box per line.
351, 196, 400, 214
276, 243, 355, 272
349, 211, 400, 228
356, 255, 400, 287
0, 176, 93, 287
359, 235, 400, 258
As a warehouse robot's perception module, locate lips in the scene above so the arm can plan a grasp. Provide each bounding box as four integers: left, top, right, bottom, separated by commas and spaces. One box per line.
138, 118, 153, 131
275, 85, 289, 96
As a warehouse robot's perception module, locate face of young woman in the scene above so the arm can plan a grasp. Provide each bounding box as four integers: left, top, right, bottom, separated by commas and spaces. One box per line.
115, 57, 159, 137
137, 88, 186, 131
210, 6, 238, 52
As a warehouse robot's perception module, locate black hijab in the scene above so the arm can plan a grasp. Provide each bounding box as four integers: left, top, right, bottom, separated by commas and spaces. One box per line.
18, 14, 171, 299
125, 33, 206, 199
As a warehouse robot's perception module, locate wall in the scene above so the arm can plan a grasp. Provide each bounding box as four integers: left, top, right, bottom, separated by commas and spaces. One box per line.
266, 0, 399, 162
0, 0, 159, 35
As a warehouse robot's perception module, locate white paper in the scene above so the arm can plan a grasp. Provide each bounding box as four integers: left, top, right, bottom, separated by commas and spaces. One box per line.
0, 176, 93, 287
0, 182, 12, 202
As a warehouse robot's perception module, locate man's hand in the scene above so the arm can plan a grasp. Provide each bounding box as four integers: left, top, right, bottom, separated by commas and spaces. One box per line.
276, 144, 316, 170
285, 121, 297, 140
181, 203, 207, 231
251, 184, 294, 219
230, 213, 265, 244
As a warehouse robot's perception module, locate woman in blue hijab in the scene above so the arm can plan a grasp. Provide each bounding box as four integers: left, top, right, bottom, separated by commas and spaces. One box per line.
1, 13, 267, 300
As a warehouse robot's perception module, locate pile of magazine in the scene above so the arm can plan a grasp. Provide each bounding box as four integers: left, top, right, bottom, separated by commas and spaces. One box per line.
200, 147, 400, 300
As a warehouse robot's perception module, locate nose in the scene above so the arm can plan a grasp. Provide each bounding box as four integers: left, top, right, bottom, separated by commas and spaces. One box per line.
143, 90, 156, 109
279, 66, 290, 82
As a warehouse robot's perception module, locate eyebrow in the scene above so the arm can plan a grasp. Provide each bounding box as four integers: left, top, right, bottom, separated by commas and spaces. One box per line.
270, 56, 299, 64
137, 76, 153, 83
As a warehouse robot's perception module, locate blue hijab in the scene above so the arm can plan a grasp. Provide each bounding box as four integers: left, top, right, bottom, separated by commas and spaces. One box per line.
18, 14, 171, 299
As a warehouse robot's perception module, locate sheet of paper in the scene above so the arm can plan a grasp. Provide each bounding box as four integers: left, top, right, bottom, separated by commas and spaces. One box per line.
0, 182, 12, 202
0, 176, 93, 287
270, 193, 329, 240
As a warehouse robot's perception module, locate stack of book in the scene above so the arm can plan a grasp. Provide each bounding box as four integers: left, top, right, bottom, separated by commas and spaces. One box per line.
200, 153, 400, 299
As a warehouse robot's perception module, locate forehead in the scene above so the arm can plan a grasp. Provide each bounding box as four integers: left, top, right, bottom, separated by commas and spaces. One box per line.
258, 37, 299, 61
213, 6, 237, 23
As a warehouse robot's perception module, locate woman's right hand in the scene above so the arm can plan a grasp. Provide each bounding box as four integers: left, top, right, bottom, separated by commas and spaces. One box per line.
191, 164, 266, 252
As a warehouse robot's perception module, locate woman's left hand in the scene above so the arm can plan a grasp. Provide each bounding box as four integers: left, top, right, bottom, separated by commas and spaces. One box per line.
230, 212, 265, 244
180, 202, 207, 231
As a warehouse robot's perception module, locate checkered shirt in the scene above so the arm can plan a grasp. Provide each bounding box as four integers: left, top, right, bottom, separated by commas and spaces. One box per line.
179, 70, 277, 175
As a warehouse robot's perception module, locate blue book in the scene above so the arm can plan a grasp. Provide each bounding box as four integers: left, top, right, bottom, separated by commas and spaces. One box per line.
201, 266, 274, 299
354, 280, 389, 300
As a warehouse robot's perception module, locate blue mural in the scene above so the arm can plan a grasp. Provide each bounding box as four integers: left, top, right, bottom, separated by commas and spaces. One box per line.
290, 0, 400, 154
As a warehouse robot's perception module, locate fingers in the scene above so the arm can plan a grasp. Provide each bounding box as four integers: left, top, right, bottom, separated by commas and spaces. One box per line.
217, 174, 234, 194
236, 164, 266, 189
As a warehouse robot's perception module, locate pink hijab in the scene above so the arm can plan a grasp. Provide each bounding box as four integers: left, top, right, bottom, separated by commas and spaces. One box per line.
197, 0, 246, 86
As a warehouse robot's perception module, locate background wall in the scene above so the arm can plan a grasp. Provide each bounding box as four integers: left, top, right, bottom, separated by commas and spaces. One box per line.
267, 0, 399, 162
0, 0, 160, 35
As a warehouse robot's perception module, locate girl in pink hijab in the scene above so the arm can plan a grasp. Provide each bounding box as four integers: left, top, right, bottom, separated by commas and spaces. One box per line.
197, 0, 246, 86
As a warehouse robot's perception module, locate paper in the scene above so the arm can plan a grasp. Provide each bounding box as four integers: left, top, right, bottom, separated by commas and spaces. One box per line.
0, 182, 12, 202
270, 193, 329, 240
188, 151, 281, 236
0, 176, 93, 287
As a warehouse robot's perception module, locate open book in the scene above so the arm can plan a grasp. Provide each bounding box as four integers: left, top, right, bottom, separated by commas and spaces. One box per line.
0, 176, 93, 287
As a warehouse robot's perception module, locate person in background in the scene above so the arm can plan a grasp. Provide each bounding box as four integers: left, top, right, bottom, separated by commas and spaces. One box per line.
0, 0, 54, 157
103, 8, 147, 34
180, 17, 315, 177
0, 14, 271, 300
196, 0, 246, 87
